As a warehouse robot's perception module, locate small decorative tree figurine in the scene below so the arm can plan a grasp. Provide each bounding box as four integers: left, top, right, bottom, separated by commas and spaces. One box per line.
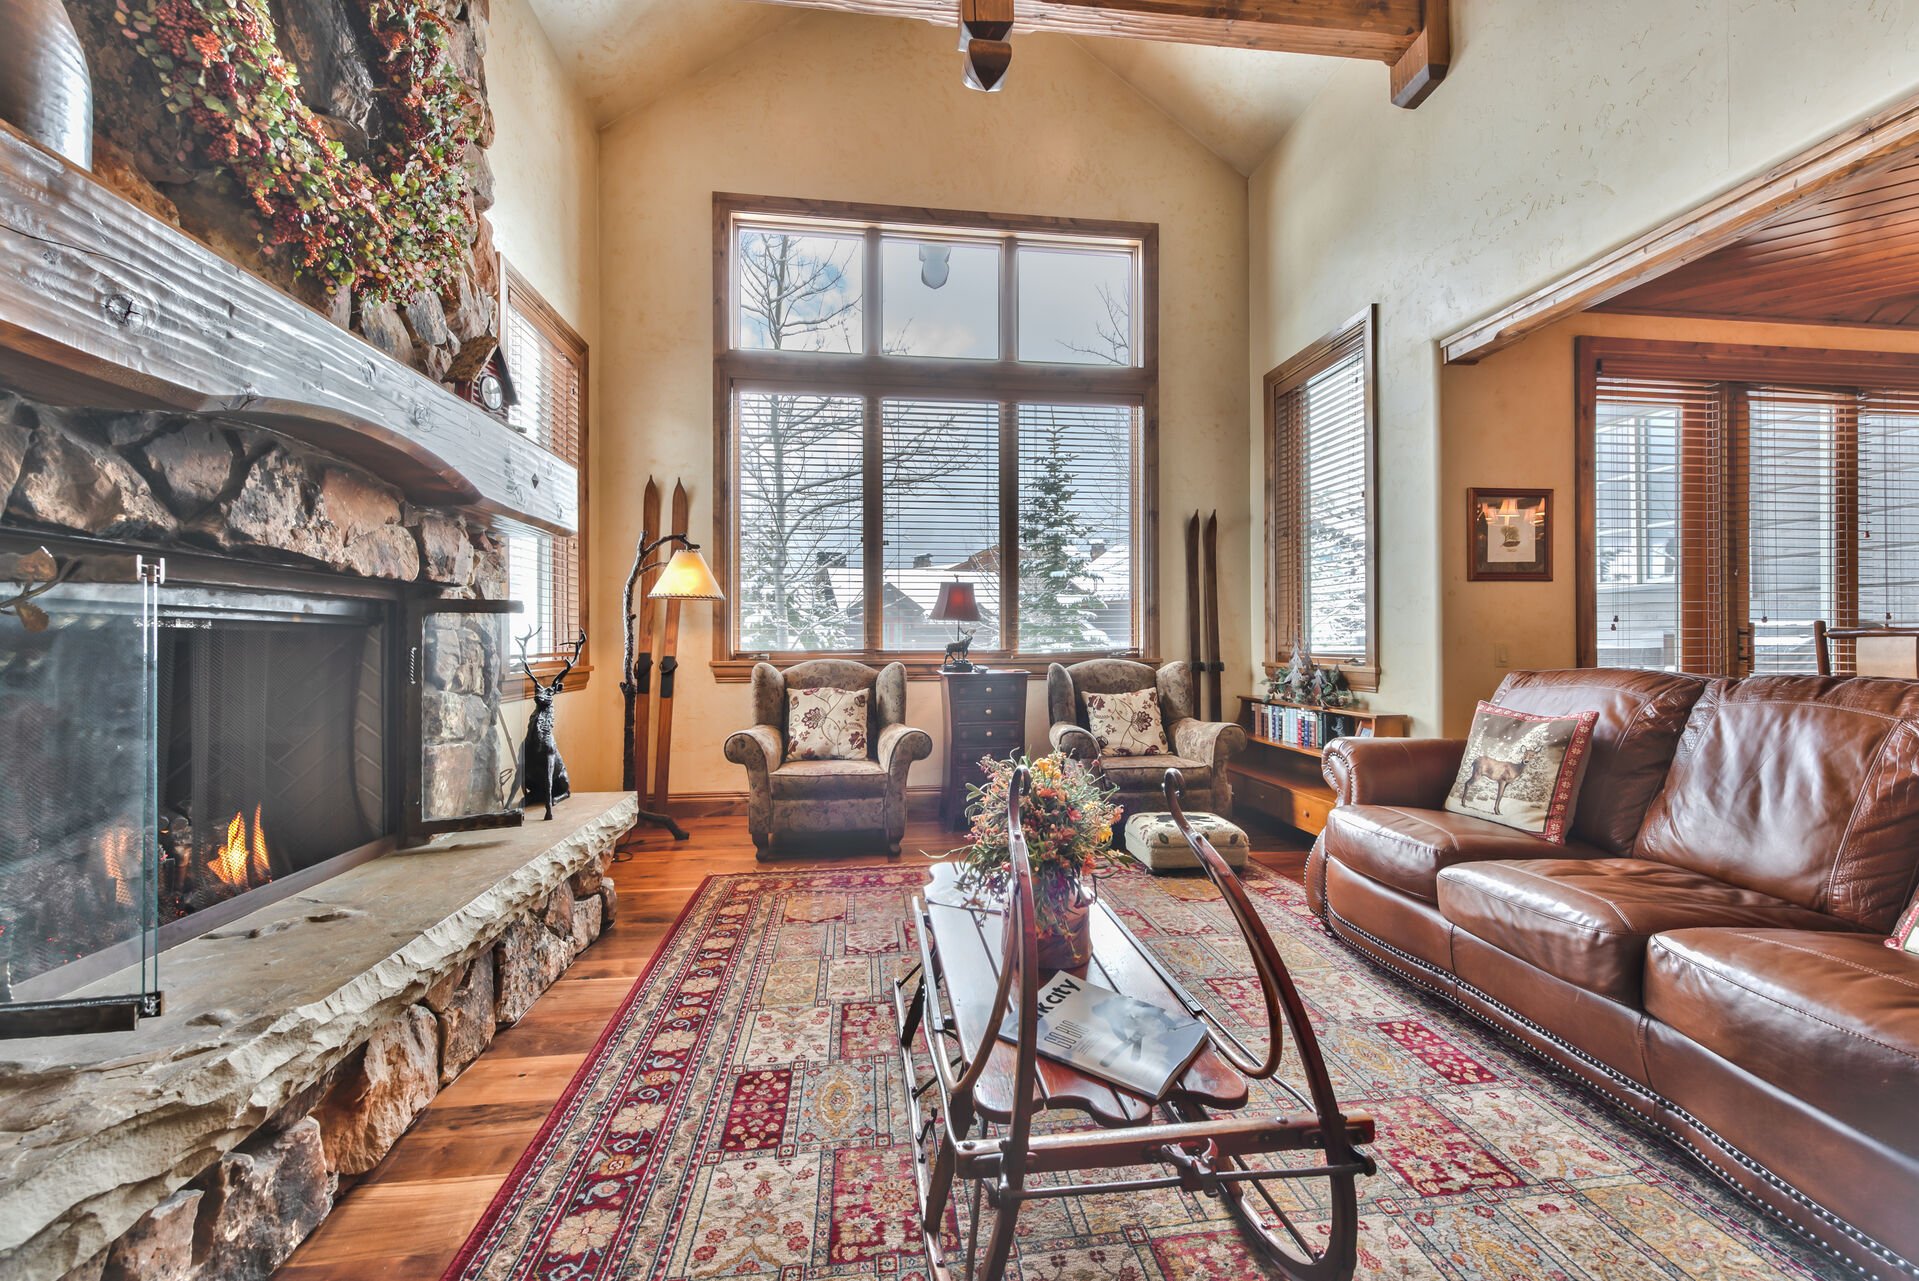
956, 753, 1122, 968
1272, 636, 1316, 704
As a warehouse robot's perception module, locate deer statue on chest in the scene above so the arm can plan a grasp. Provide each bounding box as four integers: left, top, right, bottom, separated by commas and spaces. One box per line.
518, 629, 585, 820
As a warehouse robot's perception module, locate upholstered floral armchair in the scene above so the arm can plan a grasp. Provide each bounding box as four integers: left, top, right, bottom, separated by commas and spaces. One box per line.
724, 659, 932, 860
1047, 658, 1247, 819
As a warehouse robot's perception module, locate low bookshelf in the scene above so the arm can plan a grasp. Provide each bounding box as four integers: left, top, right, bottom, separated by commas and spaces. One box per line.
1229, 696, 1409, 836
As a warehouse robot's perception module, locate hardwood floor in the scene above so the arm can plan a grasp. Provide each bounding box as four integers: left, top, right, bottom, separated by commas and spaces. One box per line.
280, 811, 1312, 1281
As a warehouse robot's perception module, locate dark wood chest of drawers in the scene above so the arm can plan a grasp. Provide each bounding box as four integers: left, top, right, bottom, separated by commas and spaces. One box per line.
940, 669, 1031, 828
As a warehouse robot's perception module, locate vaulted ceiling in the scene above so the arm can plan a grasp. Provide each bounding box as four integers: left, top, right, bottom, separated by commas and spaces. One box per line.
525, 0, 1340, 174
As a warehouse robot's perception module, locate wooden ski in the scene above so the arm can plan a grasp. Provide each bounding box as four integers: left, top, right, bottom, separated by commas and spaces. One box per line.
625, 478, 662, 795
651, 481, 691, 815
1202, 510, 1224, 722
1185, 511, 1203, 697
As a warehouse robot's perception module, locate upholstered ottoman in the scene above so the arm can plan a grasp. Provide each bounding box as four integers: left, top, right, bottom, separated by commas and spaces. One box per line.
1123, 811, 1249, 872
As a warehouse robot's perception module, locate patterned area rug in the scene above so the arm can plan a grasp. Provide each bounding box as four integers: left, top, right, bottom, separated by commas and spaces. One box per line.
444, 864, 1845, 1280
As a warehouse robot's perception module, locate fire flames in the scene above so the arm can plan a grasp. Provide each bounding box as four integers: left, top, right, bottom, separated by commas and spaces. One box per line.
99, 824, 139, 907
211, 805, 273, 889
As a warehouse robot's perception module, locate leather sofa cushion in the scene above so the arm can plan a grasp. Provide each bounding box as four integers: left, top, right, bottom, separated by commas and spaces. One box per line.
1645, 928, 1919, 1150
1634, 676, 1919, 933
1489, 669, 1708, 855
1322, 805, 1606, 904
1436, 858, 1848, 1005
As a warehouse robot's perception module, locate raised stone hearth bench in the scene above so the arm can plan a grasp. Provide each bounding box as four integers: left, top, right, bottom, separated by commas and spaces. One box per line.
0, 793, 637, 1281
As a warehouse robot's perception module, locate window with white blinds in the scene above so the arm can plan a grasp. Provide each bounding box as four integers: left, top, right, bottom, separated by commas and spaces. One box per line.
1582, 340, 1919, 677
881, 399, 1001, 650
1746, 387, 1841, 674
500, 267, 587, 675
717, 197, 1155, 666
1265, 309, 1377, 688
1019, 403, 1137, 653
1591, 375, 1718, 672
1859, 393, 1919, 629
736, 391, 865, 653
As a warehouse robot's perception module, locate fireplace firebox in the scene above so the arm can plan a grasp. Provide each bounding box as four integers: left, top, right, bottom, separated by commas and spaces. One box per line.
154, 584, 392, 932
0, 543, 522, 1038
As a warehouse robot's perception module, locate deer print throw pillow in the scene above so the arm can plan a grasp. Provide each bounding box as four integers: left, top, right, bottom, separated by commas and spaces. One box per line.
1443, 701, 1598, 843
786, 687, 870, 761
1083, 687, 1170, 757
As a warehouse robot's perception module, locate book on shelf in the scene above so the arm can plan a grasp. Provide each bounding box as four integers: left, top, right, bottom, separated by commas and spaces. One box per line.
1251, 702, 1375, 748
999, 971, 1209, 1102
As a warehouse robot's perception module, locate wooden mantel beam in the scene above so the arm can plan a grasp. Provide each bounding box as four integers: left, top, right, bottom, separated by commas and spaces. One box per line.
750, 0, 1451, 105
0, 122, 576, 533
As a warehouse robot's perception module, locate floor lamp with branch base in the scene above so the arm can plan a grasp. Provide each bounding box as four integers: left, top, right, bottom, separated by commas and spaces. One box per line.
620, 532, 724, 842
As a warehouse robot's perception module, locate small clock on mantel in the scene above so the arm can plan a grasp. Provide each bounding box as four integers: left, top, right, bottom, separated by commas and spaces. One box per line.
449, 337, 518, 425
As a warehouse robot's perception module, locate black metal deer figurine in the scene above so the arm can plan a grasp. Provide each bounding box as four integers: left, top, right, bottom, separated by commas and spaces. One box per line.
519, 629, 585, 820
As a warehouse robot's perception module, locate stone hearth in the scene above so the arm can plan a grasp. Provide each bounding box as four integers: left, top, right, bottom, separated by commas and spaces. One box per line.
0, 793, 637, 1281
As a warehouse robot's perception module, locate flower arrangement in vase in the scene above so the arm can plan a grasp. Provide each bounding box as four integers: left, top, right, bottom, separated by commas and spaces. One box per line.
956, 752, 1123, 969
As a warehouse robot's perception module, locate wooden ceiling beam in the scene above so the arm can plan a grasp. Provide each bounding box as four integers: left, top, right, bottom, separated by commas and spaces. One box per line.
751, 0, 1448, 105
1389, 0, 1448, 108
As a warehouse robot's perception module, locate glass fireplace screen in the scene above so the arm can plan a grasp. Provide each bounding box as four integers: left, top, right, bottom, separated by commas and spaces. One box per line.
1, 557, 400, 1037
0, 554, 160, 1035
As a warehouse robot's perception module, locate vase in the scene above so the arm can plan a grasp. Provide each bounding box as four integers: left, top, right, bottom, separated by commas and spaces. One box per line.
0, 0, 92, 168
1034, 870, 1094, 970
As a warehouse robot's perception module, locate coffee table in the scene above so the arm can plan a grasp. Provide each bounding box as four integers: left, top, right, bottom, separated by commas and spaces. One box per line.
891, 773, 1375, 1281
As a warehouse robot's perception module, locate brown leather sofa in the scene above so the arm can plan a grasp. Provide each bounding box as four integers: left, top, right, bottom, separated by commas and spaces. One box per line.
1307, 669, 1919, 1280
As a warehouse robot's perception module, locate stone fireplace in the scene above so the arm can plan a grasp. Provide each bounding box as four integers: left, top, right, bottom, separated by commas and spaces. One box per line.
0, 389, 515, 1024
0, 377, 631, 1281
0, 51, 609, 1269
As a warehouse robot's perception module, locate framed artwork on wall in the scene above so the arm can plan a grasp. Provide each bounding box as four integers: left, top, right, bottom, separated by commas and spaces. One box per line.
1469, 488, 1552, 581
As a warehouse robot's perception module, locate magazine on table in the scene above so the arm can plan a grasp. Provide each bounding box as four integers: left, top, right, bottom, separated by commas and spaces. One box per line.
999, 971, 1209, 1102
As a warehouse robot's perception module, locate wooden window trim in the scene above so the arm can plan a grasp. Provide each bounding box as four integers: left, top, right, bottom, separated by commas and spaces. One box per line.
1574, 336, 1919, 670
709, 193, 1160, 681
1261, 306, 1380, 692
502, 261, 591, 698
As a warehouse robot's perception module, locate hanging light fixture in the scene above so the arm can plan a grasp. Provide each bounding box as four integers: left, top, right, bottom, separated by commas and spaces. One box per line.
919, 243, 952, 289
959, 0, 1013, 92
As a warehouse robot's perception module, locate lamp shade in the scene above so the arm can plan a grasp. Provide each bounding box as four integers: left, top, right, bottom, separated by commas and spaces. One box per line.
648, 547, 725, 601
931, 580, 981, 622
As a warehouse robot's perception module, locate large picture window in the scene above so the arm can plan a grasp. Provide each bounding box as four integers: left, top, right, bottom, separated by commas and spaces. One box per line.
714, 196, 1158, 676
1263, 308, 1378, 690
500, 263, 588, 687
1578, 338, 1919, 675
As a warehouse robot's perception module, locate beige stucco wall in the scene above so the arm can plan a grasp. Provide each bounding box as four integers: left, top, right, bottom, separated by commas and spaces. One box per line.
484, 0, 602, 771
576, 10, 1251, 799
1249, 0, 1919, 734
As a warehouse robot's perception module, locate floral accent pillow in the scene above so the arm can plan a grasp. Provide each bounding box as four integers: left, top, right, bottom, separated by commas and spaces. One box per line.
786, 687, 870, 761
1442, 701, 1598, 843
1083, 687, 1169, 758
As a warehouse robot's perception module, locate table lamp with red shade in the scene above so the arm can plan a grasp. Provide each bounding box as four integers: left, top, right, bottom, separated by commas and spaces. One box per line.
932, 580, 981, 672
